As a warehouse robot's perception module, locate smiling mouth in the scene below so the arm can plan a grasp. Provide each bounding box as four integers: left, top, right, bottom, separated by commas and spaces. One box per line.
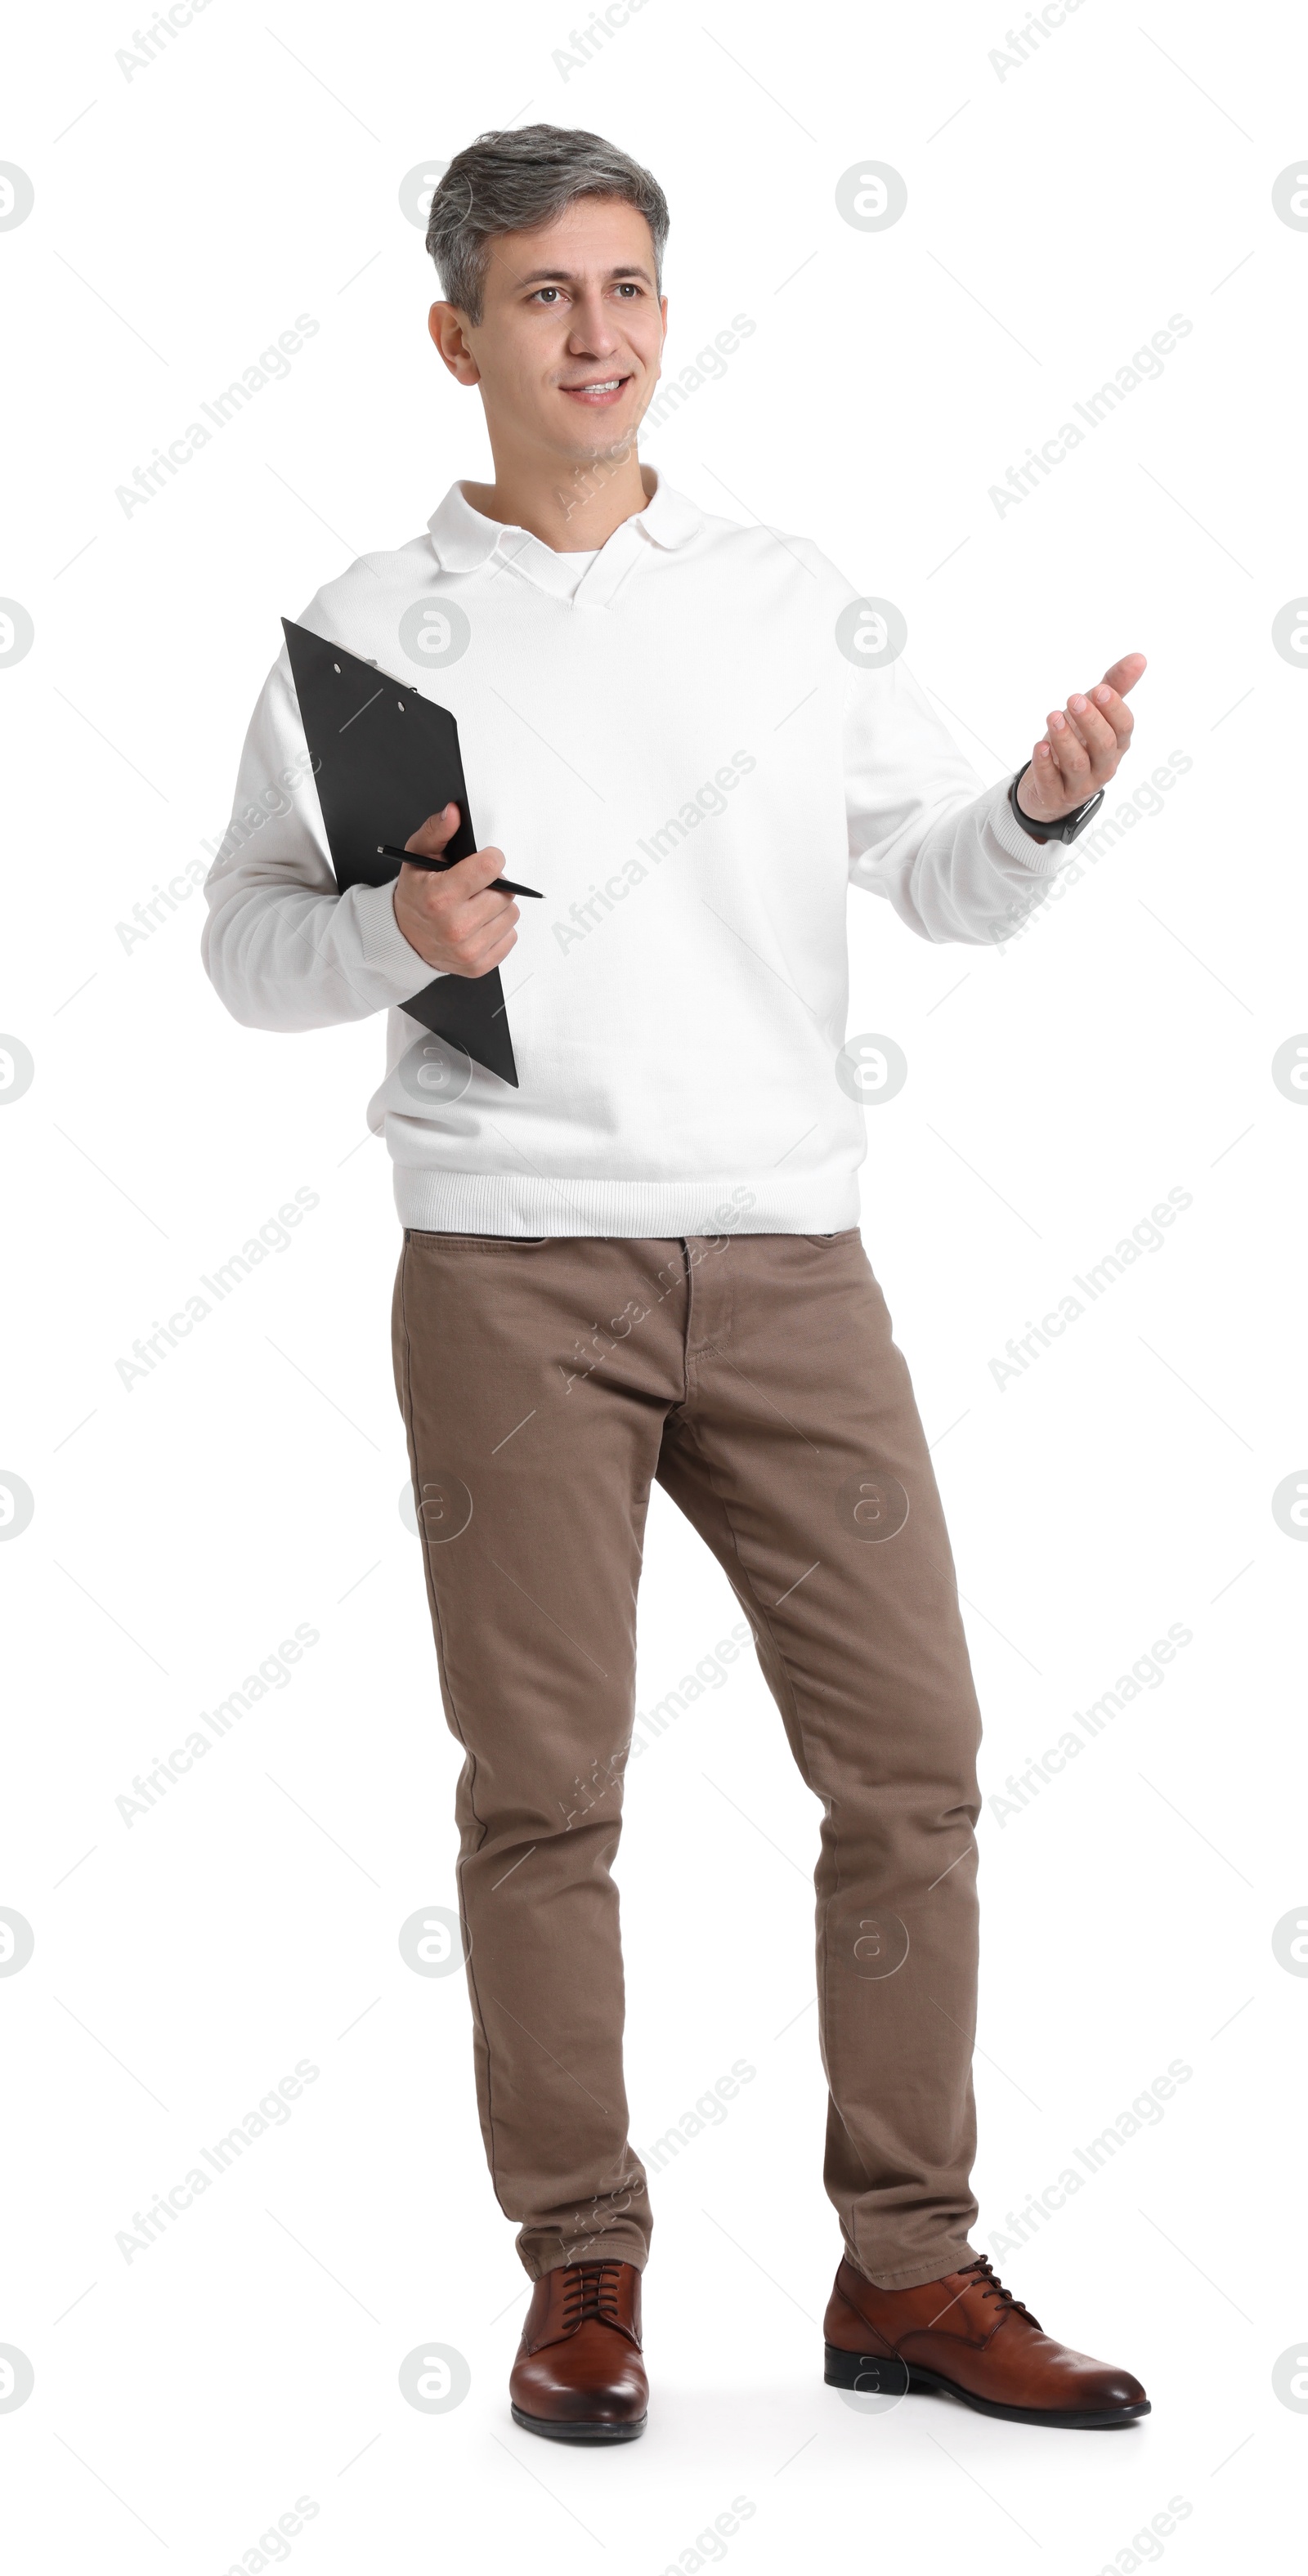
559, 374, 633, 402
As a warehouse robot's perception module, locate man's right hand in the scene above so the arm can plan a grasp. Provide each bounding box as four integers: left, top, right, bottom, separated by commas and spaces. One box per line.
391, 801, 520, 977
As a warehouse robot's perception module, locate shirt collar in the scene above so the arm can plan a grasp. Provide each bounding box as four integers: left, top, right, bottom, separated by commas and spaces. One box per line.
426, 465, 702, 574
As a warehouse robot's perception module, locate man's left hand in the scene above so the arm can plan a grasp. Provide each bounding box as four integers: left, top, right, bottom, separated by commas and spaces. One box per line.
1015, 652, 1147, 824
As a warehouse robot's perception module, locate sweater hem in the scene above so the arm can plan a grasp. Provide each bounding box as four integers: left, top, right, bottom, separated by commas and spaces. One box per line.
391, 1167, 863, 1237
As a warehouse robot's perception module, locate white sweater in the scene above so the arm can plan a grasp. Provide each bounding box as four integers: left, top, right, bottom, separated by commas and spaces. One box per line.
201, 472, 1068, 1237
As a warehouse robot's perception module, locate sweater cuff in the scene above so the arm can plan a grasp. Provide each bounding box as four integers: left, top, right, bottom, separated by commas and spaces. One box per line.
352, 875, 435, 999
988, 775, 1070, 878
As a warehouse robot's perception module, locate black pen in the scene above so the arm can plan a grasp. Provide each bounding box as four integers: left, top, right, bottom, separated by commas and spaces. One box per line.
376, 842, 543, 898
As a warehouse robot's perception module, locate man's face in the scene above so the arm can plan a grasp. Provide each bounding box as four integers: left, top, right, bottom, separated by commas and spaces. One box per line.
430, 195, 666, 468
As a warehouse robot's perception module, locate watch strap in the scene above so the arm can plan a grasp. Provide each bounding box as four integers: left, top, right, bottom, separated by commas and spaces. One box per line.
1008, 761, 1104, 846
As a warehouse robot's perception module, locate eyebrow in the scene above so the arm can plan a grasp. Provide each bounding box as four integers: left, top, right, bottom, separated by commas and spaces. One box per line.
513, 263, 656, 288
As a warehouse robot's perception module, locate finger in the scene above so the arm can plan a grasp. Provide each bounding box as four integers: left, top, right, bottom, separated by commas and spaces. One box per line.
441, 843, 513, 893
1100, 651, 1146, 700
434, 864, 517, 927
404, 802, 461, 857
1086, 680, 1135, 749
1045, 708, 1093, 798
451, 922, 518, 978
1062, 690, 1118, 770
477, 922, 519, 970
1018, 738, 1062, 816
402, 847, 513, 922
427, 900, 517, 971
453, 890, 520, 941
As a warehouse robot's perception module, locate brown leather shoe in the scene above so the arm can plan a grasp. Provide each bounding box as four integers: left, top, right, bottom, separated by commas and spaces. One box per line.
824, 2254, 1149, 2428
509, 2259, 647, 2443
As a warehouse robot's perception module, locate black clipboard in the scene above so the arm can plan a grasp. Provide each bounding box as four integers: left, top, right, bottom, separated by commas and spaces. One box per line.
281, 617, 517, 1087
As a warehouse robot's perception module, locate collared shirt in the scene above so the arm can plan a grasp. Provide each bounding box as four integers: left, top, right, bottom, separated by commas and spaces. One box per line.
425, 472, 703, 609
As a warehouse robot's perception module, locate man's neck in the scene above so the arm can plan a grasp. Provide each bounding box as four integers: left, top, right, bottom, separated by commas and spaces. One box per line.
462, 449, 652, 555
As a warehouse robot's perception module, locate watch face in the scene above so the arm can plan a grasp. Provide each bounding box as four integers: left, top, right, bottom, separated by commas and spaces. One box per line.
1064, 789, 1104, 840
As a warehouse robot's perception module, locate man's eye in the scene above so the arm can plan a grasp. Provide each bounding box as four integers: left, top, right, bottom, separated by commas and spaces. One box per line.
534, 287, 561, 304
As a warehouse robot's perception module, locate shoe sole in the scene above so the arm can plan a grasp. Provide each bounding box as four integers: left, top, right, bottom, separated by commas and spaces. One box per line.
823, 2343, 1149, 2429
510, 2404, 647, 2444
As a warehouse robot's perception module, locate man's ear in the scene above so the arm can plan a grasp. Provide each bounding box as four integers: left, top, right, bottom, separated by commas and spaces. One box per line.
428, 302, 481, 385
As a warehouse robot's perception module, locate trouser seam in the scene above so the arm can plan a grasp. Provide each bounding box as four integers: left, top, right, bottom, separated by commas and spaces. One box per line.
396, 1240, 513, 2228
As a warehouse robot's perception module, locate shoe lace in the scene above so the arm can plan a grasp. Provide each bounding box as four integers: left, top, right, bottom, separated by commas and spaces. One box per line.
957, 2256, 1041, 2330
559, 2261, 625, 2329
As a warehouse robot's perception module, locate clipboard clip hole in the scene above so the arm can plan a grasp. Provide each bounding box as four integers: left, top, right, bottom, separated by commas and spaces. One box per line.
333, 661, 341, 672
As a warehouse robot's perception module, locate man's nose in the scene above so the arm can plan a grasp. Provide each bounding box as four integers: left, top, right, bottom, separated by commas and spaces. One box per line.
567, 293, 620, 352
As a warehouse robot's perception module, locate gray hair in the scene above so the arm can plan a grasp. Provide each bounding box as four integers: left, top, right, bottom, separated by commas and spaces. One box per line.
426, 124, 670, 324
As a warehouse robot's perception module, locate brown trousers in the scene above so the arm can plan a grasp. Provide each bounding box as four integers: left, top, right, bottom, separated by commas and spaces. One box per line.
392, 1228, 983, 2291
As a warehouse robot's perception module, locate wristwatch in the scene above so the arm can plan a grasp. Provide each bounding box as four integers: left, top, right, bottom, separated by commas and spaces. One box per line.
1007, 760, 1104, 846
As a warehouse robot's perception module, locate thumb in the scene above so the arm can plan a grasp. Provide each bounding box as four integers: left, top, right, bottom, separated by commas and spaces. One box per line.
403, 801, 461, 858
1100, 652, 1147, 699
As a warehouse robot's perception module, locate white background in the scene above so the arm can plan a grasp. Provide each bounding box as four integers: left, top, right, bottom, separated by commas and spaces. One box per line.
2, 0, 1306, 2568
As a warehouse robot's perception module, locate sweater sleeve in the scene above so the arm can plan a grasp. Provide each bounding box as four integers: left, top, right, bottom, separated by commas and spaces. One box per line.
843, 651, 1070, 947
200, 640, 435, 1031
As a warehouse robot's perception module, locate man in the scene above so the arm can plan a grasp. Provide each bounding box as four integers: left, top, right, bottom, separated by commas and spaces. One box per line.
203, 123, 1149, 2444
